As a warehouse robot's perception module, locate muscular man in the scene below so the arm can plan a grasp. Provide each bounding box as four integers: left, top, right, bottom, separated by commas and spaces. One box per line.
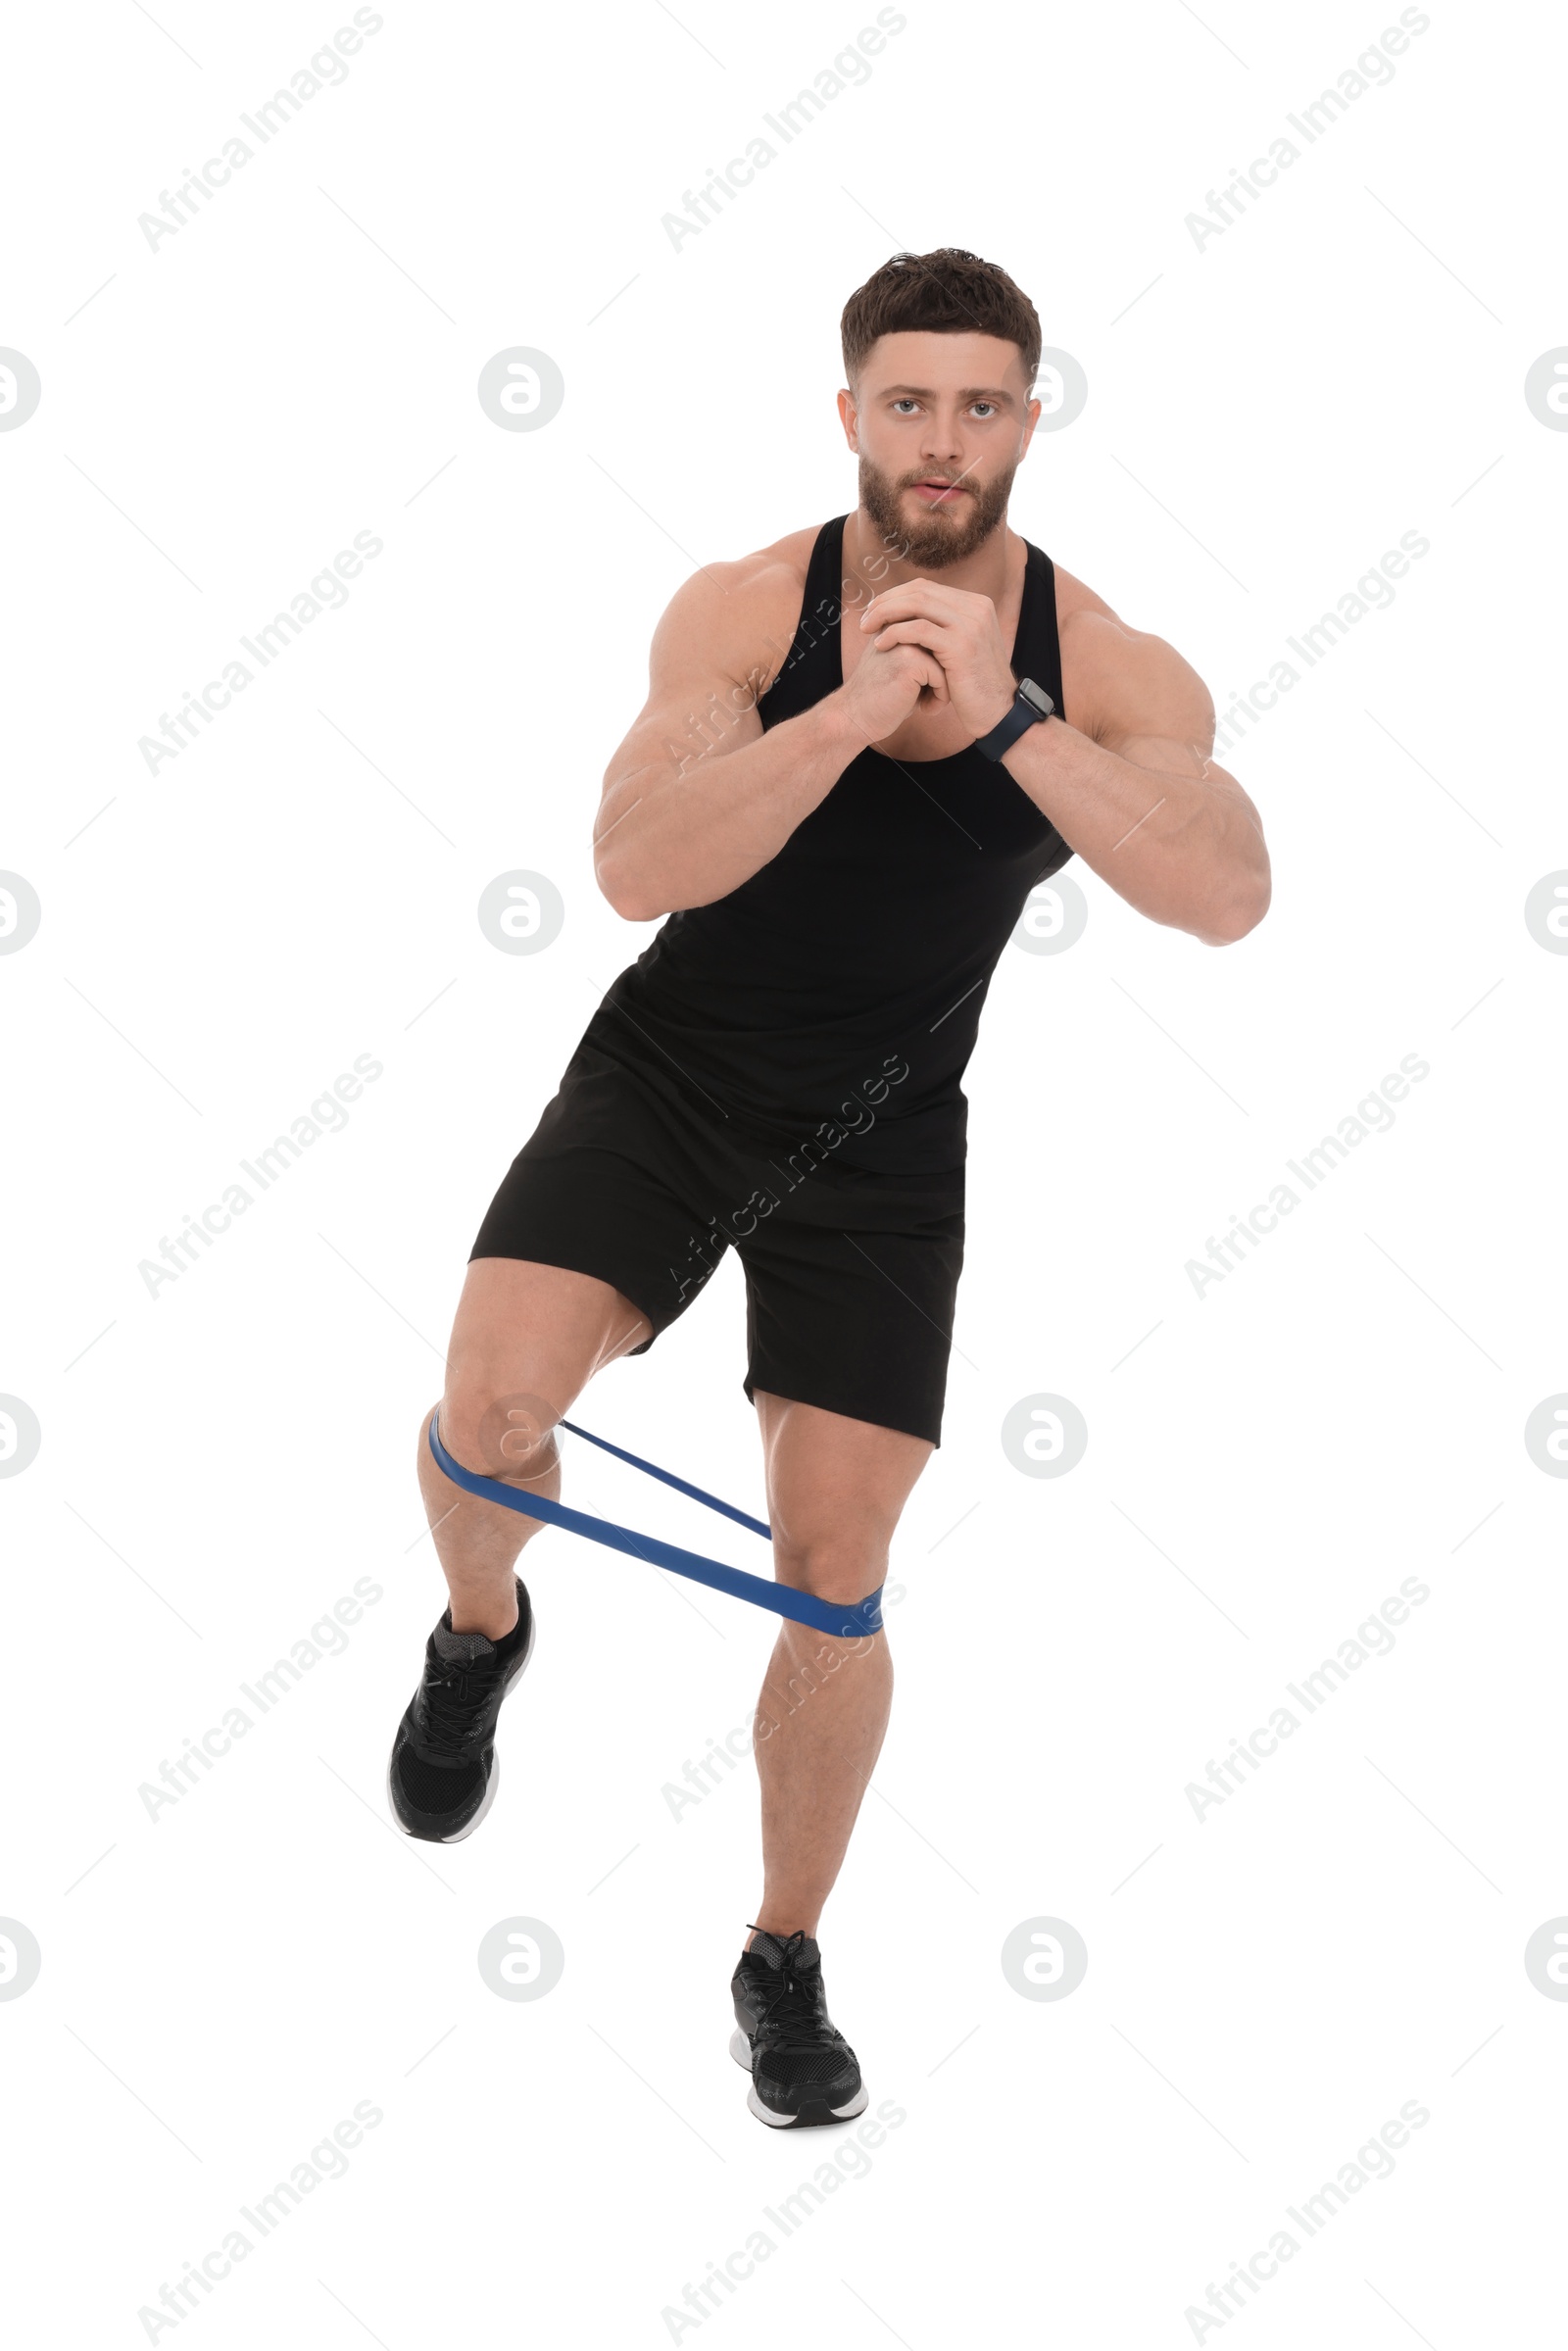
386, 248, 1269, 2128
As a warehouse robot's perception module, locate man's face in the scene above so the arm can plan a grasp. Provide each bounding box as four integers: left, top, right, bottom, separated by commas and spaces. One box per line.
840, 330, 1040, 569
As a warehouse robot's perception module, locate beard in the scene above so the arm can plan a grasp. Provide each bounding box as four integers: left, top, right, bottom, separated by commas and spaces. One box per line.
857, 451, 1016, 570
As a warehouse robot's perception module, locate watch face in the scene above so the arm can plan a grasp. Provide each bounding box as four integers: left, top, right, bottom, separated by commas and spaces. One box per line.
1018, 678, 1054, 717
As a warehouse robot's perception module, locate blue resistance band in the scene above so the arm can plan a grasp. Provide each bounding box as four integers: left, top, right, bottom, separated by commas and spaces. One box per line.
427, 1412, 884, 1641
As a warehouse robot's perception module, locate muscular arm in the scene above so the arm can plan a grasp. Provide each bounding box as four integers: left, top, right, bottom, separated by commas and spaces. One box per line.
592, 563, 864, 923
1001, 612, 1270, 946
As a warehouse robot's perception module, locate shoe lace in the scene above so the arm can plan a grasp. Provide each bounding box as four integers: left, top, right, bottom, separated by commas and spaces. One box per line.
417, 1657, 501, 1759
749, 1929, 835, 2051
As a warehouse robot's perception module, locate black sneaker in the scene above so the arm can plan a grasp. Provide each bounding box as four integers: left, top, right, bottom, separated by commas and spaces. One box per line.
386, 1580, 534, 1842
729, 1928, 868, 2129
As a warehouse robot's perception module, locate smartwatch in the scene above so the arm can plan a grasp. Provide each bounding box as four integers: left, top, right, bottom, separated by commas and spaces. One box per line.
976, 675, 1055, 761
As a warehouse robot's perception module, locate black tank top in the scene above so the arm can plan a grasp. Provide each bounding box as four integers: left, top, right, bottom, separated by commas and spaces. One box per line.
585, 512, 1072, 1174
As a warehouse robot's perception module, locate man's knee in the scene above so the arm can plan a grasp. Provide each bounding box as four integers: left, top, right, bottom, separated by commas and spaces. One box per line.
772, 1535, 884, 1608
424, 1387, 562, 1485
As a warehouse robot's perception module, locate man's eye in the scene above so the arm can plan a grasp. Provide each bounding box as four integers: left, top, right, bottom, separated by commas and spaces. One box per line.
892, 399, 918, 414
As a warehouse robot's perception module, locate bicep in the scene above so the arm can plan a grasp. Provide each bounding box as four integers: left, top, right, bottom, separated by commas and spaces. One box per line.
597, 567, 767, 840
1087, 623, 1263, 830
1088, 625, 1213, 764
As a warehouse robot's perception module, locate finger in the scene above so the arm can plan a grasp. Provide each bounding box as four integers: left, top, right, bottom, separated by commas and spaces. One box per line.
873, 619, 951, 653
862, 582, 946, 624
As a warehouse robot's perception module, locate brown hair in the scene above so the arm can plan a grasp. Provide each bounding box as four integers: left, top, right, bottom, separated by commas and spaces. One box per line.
840, 248, 1042, 393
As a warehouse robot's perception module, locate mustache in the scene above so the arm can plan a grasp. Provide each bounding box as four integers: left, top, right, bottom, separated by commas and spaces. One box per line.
904, 465, 979, 491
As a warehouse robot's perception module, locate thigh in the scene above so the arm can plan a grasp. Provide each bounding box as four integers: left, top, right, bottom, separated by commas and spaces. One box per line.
441, 1257, 652, 1474
451, 1254, 653, 1391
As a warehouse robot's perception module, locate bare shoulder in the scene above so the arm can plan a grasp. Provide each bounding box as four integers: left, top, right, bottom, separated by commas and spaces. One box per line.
1053, 563, 1214, 748
649, 520, 818, 699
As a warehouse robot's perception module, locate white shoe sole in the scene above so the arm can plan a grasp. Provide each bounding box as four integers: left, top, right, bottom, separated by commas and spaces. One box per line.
728, 2025, 869, 2128
387, 1604, 536, 1843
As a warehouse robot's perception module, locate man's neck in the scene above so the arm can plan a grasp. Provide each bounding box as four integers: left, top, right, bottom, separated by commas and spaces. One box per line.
842, 504, 1020, 609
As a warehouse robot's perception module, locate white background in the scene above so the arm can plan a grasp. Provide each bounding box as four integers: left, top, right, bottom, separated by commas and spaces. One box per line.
3, 0, 1565, 2342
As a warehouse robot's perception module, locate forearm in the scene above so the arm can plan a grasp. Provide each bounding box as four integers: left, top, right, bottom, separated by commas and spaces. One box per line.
595, 693, 865, 921
1001, 718, 1270, 945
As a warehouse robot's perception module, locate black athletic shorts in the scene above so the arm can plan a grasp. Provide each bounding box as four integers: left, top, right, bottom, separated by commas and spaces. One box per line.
469, 1040, 965, 1446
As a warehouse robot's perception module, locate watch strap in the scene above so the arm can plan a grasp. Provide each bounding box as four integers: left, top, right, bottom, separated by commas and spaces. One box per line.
976, 676, 1055, 761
